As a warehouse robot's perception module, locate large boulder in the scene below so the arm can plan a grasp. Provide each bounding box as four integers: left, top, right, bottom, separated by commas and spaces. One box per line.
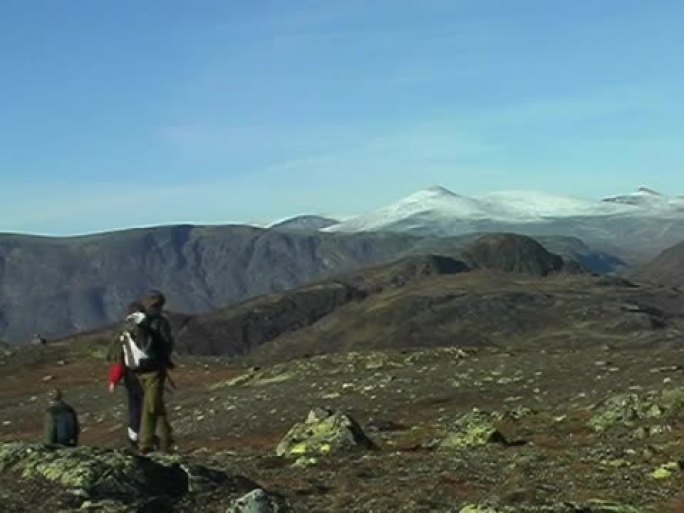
0, 443, 260, 512
276, 407, 375, 459
0, 443, 187, 500
227, 488, 281, 513
439, 410, 507, 450
588, 388, 684, 432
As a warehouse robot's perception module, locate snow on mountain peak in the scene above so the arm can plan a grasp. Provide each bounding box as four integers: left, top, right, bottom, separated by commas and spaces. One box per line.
421, 185, 460, 197
324, 186, 684, 235
636, 187, 663, 196
601, 187, 680, 209
481, 190, 631, 218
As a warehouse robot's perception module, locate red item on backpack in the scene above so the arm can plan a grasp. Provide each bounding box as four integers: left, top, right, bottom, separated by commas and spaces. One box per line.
109, 363, 125, 387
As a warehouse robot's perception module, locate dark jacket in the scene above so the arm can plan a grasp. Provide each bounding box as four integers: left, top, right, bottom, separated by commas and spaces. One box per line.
137, 312, 174, 372
44, 400, 79, 446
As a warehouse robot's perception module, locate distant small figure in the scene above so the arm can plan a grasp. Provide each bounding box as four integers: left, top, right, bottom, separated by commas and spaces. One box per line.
32, 333, 47, 346
43, 388, 79, 447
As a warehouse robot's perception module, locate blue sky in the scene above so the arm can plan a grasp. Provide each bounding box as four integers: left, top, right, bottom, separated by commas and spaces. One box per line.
1, 0, 683, 235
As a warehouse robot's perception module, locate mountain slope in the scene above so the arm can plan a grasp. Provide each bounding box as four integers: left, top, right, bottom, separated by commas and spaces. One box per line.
171, 235, 593, 359
0, 226, 417, 343
0, 225, 621, 343
459, 233, 568, 275
55, 232, 683, 364
269, 215, 339, 232
324, 186, 637, 233
174, 253, 471, 356
631, 241, 684, 288
323, 186, 684, 259
603, 187, 684, 211
250, 272, 678, 363
169, 252, 679, 363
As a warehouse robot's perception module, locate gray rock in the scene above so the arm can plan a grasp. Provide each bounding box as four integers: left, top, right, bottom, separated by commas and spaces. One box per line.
276, 407, 375, 459
227, 488, 278, 513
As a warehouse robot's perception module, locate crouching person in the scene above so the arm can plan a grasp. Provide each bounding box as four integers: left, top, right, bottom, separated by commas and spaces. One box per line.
43, 388, 79, 447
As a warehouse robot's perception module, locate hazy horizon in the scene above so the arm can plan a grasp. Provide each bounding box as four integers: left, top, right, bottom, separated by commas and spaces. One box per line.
2, 1, 683, 235
0, 183, 676, 238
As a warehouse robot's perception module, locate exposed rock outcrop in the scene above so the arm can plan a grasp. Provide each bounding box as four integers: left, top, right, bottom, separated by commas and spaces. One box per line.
276, 407, 375, 460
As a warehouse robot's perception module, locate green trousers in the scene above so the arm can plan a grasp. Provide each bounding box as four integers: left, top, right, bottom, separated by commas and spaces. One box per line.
139, 370, 173, 451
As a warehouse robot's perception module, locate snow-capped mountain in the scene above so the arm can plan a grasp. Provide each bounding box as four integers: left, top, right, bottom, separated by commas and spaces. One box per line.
322, 186, 684, 259
268, 215, 339, 232
602, 187, 684, 211
323, 186, 674, 234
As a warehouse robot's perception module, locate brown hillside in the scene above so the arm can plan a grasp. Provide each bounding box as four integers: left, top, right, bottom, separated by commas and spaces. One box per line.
632, 240, 684, 288
174, 254, 470, 356
169, 245, 678, 362
250, 271, 682, 363
460, 233, 573, 275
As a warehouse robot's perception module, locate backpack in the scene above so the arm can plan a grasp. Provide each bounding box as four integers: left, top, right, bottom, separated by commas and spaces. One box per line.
120, 330, 148, 370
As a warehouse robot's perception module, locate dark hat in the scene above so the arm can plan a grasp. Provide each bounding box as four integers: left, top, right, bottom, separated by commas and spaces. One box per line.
48, 388, 62, 402
142, 290, 166, 310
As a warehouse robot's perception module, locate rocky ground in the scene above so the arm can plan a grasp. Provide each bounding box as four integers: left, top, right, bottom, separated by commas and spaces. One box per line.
2, 340, 684, 512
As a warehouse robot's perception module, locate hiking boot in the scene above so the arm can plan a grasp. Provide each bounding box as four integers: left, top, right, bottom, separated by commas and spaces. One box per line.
158, 436, 176, 453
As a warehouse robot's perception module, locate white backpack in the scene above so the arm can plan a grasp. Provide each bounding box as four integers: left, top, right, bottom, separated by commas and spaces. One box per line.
120, 331, 148, 370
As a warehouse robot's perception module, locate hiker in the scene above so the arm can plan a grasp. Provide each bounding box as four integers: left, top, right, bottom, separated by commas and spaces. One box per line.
43, 388, 79, 446
136, 290, 175, 453
108, 301, 147, 448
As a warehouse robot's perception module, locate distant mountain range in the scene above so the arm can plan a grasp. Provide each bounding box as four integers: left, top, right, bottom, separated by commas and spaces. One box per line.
269, 215, 339, 232
61, 233, 684, 363
1, 186, 682, 344
326, 186, 684, 230
320, 186, 684, 260
0, 226, 619, 344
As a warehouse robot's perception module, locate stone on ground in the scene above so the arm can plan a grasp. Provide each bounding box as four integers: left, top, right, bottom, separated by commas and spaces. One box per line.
276, 407, 375, 459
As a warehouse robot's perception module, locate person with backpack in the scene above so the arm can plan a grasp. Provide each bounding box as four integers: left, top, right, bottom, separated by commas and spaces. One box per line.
135, 290, 175, 453
43, 388, 79, 446
108, 301, 147, 448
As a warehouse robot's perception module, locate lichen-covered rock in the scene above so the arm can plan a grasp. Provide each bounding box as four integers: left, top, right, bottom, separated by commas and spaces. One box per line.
227, 488, 280, 513
577, 500, 642, 513
292, 456, 318, 468
459, 505, 502, 513
64, 499, 134, 512
180, 462, 256, 494
651, 461, 681, 480
439, 410, 507, 450
458, 501, 641, 513
0, 443, 188, 500
589, 388, 684, 432
588, 394, 647, 431
0, 442, 262, 512
503, 405, 535, 421
276, 407, 375, 458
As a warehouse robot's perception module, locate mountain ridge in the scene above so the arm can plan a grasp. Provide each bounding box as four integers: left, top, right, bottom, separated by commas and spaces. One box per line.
321, 186, 684, 259
631, 241, 684, 288
0, 225, 616, 343
325, 186, 684, 234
